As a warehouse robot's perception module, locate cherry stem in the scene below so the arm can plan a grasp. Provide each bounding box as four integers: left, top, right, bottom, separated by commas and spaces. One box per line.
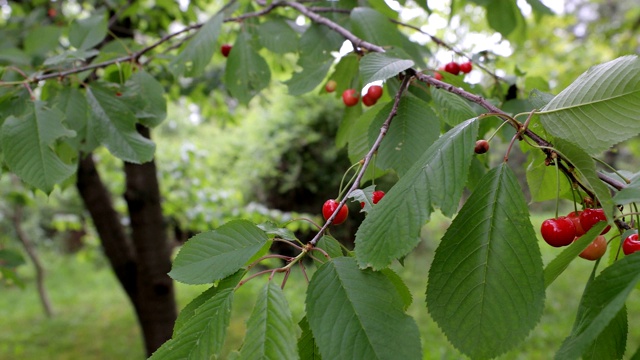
591, 156, 630, 184
554, 153, 560, 219
484, 119, 511, 143
337, 162, 362, 201
308, 73, 413, 246
272, 238, 304, 250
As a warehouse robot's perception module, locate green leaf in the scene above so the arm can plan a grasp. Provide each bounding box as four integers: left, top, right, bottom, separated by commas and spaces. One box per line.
0, 249, 25, 268
351, 8, 403, 46
348, 185, 376, 212
298, 23, 344, 67
85, 83, 155, 163
149, 288, 234, 360
524, 145, 573, 202
257, 221, 298, 241
582, 306, 627, 360
613, 176, 640, 205
359, 53, 414, 85
258, 18, 299, 54
336, 97, 364, 149
355, 118, 479, 270
554, 139, 614, 222
316, 235, 344, 259
224, 31, 271, 104
543, 222, 606, 288
172, 270, 244, 336
427, 164, 545, 359
525, 0, 554, 15
298, 317, 322, 360
368, 96, 439, 177
238, 281, 298, 360
539, 55, 640, 155
24, 26, 62, 56
1, 101, 76, 194
123, 70, 167, 127
555, 254, 640, 359
69, 14, 107, 50
52, 87, 89, 149
381, 268, 412, 311
170, 13, 223, 77
285, 60, 333, 96
431, 88, 477, 126
169, 220, 268, 285
307, 257, 421, 360
328, 54, 361, 101
485, 0, 525, 38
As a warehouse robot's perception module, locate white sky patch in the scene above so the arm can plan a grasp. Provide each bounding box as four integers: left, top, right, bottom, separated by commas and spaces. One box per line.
295, 15, 306, 26
178, 0, 189, 12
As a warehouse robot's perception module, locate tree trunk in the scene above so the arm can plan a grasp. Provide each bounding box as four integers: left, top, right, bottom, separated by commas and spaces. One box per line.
124, 126, 177, 355
76, 147, 177, 357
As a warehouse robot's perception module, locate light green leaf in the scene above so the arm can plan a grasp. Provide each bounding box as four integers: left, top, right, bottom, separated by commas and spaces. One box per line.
258, 18, 299, 54
307, 257, 421, 360
348, 185, 376, 212
257, 221, 297, 241
355, 119, 479, 270
359, 53, 414, 85
224, 31, 271, 104
285, 60, 333, 96
24, 26, 62, 56
427, 164, 545, 359
555, 254, 640, 359
524, 145, 573, 202
554, 139, 614, 221
336, 96, 364, 149
345, 102, 385, 181
613, 176, 640, 205
149, 288, 234, 360
316, 235, 344, 259
368, 96, 439, 177
69, 14, 107, 50
543, 223, 606, 288
169, 220, 268, 285
381, 268, 412, 311
431, 88, 477, 126
124, 70, 167, 127
298, 317, 322, 360
85, 83, 155, 163
172, 270, 244, 336
1, 101, 76, 194
582, 306, 627, 360
170, 13, 223, 78
525, 0, 554, 15
238, 281, 298, 360
539, 55, 640, 155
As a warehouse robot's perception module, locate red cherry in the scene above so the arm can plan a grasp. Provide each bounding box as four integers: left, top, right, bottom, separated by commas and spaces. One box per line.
579, 235, 607, 260
567, 211, 585, 236
47, 8, 57, 18
372, 190, 385, 204
444, 62, 460, 75
366, 85, 383, 100
220, 44, 232, 57
541, 217, 576, 247
325, 80, 337, 93
460, 62, 473, 74
362, 94, 377, 107
623, 233, 640, 255
322, 199, 348, 225
434, 71, 443, 81
579, 208, 610, 235
342, 89, 359, 107
474, 140, 489, 154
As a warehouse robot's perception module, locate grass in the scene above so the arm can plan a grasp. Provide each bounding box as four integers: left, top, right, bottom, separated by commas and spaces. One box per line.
1, 213, 639, 359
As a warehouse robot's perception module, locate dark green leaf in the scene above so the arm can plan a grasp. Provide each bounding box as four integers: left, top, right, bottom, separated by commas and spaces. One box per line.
69, 14, 107, 50
381, 268, 412, 311
298, 317, 322, 360
348, 185, 376, 212
539, 55, 640, 155
1, 101, 76, 194
298, 23, 344, 68
554, 139, 614, 222
543, 223, 606, 288
149, 288, 234, 360
328, 54, 361, 100
169, 220, 268, 284
258, 18, 299, 54
24, 26, 62, 56
238, 281, 298, 360
485, 0, 525, 38
257, 221, 298, 241
124, 70, 167, 127
555, 254, 640, 359
525, 0, 554, 15
427, 164, 545, 359
85, 83, 155, 163
613, 176, 640, 205
368, 96, 439, 176
0, 249, 25, 268
52, 87, 89, 149
582, 306, 627, 360
170, 13, 223, 77
524, 145, 573, 202
224, 31, 271, 104
355, 119, 479, 270
285, 60, 333, 96
307, 257, 421, 359
316, 235, 344, 259
351, 8, 403, 46
431, 88, 477, 126
172, 270, 244, 336
360, 53, 414, 85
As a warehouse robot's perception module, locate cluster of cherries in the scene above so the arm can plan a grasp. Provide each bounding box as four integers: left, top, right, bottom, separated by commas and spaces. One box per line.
434, 60, 473, 80
325, 81, 384, 108
322, 191, 385, 225
542, 208, 640, 259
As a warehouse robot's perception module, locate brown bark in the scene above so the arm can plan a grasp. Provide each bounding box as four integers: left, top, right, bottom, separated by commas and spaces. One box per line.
124, 126, 177, 355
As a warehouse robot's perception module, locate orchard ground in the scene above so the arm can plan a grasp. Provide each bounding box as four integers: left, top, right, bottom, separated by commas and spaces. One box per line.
2, 212, 639, 359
